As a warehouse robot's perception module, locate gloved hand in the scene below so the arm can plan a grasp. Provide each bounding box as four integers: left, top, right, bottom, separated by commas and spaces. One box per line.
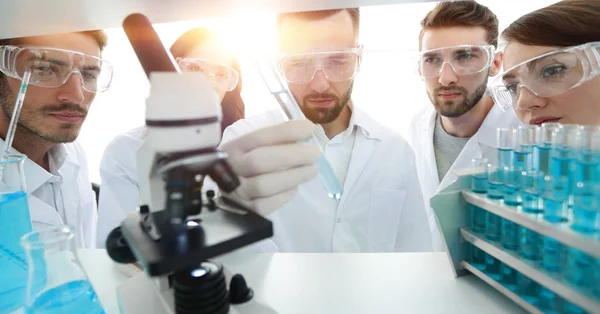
219, 120, 320, 216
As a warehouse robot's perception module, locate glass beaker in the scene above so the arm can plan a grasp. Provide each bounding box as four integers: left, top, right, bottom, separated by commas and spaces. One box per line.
20, 225, 105, 314
0, 154, 32, 313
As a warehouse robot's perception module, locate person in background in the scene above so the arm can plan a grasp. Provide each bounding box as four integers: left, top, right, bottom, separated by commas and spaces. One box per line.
490, 0, 600, 125
220, 8, 433, 253
96, 27, 246, 247
0, 30, 111, 248
408, 1, 522, 251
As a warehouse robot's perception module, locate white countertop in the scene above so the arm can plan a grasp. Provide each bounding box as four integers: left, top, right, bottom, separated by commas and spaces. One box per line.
79, 249, 526, 314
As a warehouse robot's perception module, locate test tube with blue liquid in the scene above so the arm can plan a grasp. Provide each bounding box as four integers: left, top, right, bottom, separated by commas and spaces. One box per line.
500, 262, 517, 291
541, 236, 564, 273
566, 247, 595, 292
497, 128, 515, 167
536, 123, 561, 174
550, 125, 579, 197
537, 286, 563, 314
484, 253, 501, 280
254, 56, 343, 200
521, 170, 544, 213
470, 158, 488, 234
487, 163, 504, 200
468, 244, 486, 270
519, 226, 541, 261
572, 182, 597, 234
514, 125, 537, 170
574, 126, 600, 184
543, 175, 569, 223
516, 272, 539, 304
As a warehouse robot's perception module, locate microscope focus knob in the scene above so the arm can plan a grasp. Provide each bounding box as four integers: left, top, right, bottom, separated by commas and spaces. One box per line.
229, 274, 253, 304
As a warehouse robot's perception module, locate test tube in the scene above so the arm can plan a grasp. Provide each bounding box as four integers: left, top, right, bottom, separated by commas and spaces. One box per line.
565, 247, 595, 291
470, 157, 488, 193
537, 286, 563, 313
542, 175, 569, 223
514, 125, 537, 170
503, 166, 522, 206
497, 128, 515, 167
536, 123, 559, 175
571, 182, 597, 234
550, 125, 580, 193
470, 204, 486, 234
484, 253, 501, 280
541, 236, 564, 273
519, 226, 541, 261
521, 170, 544, 213
468, 244, 486, 270
517, 272, 539, 304
486, 164, 504, 200
486, 211, 501, 242
501, 218, 518, 250
575, 126, 600, 184
500, 262, 517, 291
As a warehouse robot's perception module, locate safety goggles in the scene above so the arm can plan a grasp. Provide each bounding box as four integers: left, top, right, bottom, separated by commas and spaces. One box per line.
0, 45, 113, 93
277, 46, 363, 84
419, 44, 496, 79
176, 58, 239, 92
491, 42, 600, 111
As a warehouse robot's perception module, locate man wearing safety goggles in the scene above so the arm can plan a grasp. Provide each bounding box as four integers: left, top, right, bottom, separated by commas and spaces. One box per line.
221, 8, 434, 253
0, 30, 112, 248
408, 1, 522, 252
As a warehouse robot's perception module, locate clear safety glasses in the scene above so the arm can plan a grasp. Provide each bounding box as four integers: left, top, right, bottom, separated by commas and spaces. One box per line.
419, 44, 496, 78
0, 45, 113, 93
176, 58, 240, 92
277, 46, 363, 84
490, 41, 600, 111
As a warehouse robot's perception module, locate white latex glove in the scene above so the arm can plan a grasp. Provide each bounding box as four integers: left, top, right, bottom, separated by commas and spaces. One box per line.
219, 120, 320, 215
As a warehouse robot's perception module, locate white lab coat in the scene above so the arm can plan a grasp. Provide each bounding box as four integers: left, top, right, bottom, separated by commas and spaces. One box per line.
1, 139, 98, 248
408, 102, 522, 251
96, 126, 146, 248
221, 108, 434, 253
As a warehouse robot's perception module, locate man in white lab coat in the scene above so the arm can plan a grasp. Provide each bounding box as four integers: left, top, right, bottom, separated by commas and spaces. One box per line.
409, 1, 522, 251
220, 8, 433, 252
0, 31, 111, 248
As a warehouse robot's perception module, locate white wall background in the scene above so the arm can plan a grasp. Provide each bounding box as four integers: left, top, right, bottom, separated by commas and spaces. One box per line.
79, 0, 559, 184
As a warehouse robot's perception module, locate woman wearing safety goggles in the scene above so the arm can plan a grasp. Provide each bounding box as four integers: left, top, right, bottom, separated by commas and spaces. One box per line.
96, 27, 245, 248
490, 0, 600, 126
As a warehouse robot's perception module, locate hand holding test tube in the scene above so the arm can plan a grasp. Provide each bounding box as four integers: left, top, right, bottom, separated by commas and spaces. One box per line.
253, 55, 344, 200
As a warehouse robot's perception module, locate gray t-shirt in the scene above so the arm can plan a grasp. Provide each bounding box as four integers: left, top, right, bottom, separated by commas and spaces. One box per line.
433, 114, 470, 181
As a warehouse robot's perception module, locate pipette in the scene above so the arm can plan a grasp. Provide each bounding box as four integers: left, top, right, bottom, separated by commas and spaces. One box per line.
253, 55, 343, 200
1, 70, 31, 160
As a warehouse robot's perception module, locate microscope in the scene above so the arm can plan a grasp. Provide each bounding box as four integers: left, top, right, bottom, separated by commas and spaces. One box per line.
105, 14, 273, 314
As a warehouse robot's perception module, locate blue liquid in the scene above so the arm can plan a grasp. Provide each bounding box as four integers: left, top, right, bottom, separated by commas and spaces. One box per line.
471, 175, 487, 193
566, 248, 594, 291
541, 237, 563, 273
500, 263, 517, 291
485, 254, 501, 280
543, 192, 568, 223
498, 148, 513, 167
535, 145, 551, 174
503, 184, 521, 206
501, 219, 518, 250
537, 287, 562, 314
522, 190, 542, 213
486, 213, 501, 241
487, 182, 504, 200
520, 227, 540, 261
564, 302, 586, 314
550, 149, 572, 179
517, 273, 539, 304
572, 184, 597, 234
26, 280, 104, 314
0, 191, 32, 313
470, 205, 486, 234
575, 152, 598, 184
594, 258, 600, 299
316, 153, 343, 200
469, 245, 486, 270
514, 150, 532, 171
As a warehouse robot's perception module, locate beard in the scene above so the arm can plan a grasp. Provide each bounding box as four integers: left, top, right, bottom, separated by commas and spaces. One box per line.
428, 77, 488, 118
0, 79, 87, 143
296, 82, 353, 124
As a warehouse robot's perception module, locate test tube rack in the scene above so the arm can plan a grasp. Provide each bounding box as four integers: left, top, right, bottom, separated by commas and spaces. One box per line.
432, 170, 600, 314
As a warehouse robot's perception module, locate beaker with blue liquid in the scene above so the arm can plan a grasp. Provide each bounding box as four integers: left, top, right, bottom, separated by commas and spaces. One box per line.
0, 154, 32, 313
20, 225, 105, 314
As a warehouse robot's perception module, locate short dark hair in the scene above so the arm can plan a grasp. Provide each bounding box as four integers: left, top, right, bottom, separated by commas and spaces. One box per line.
501, 0, 600, 48
277, 8, 360, 36
169, 27, 245, 133
0, 30, 108, 51
419, 1, 499, 49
